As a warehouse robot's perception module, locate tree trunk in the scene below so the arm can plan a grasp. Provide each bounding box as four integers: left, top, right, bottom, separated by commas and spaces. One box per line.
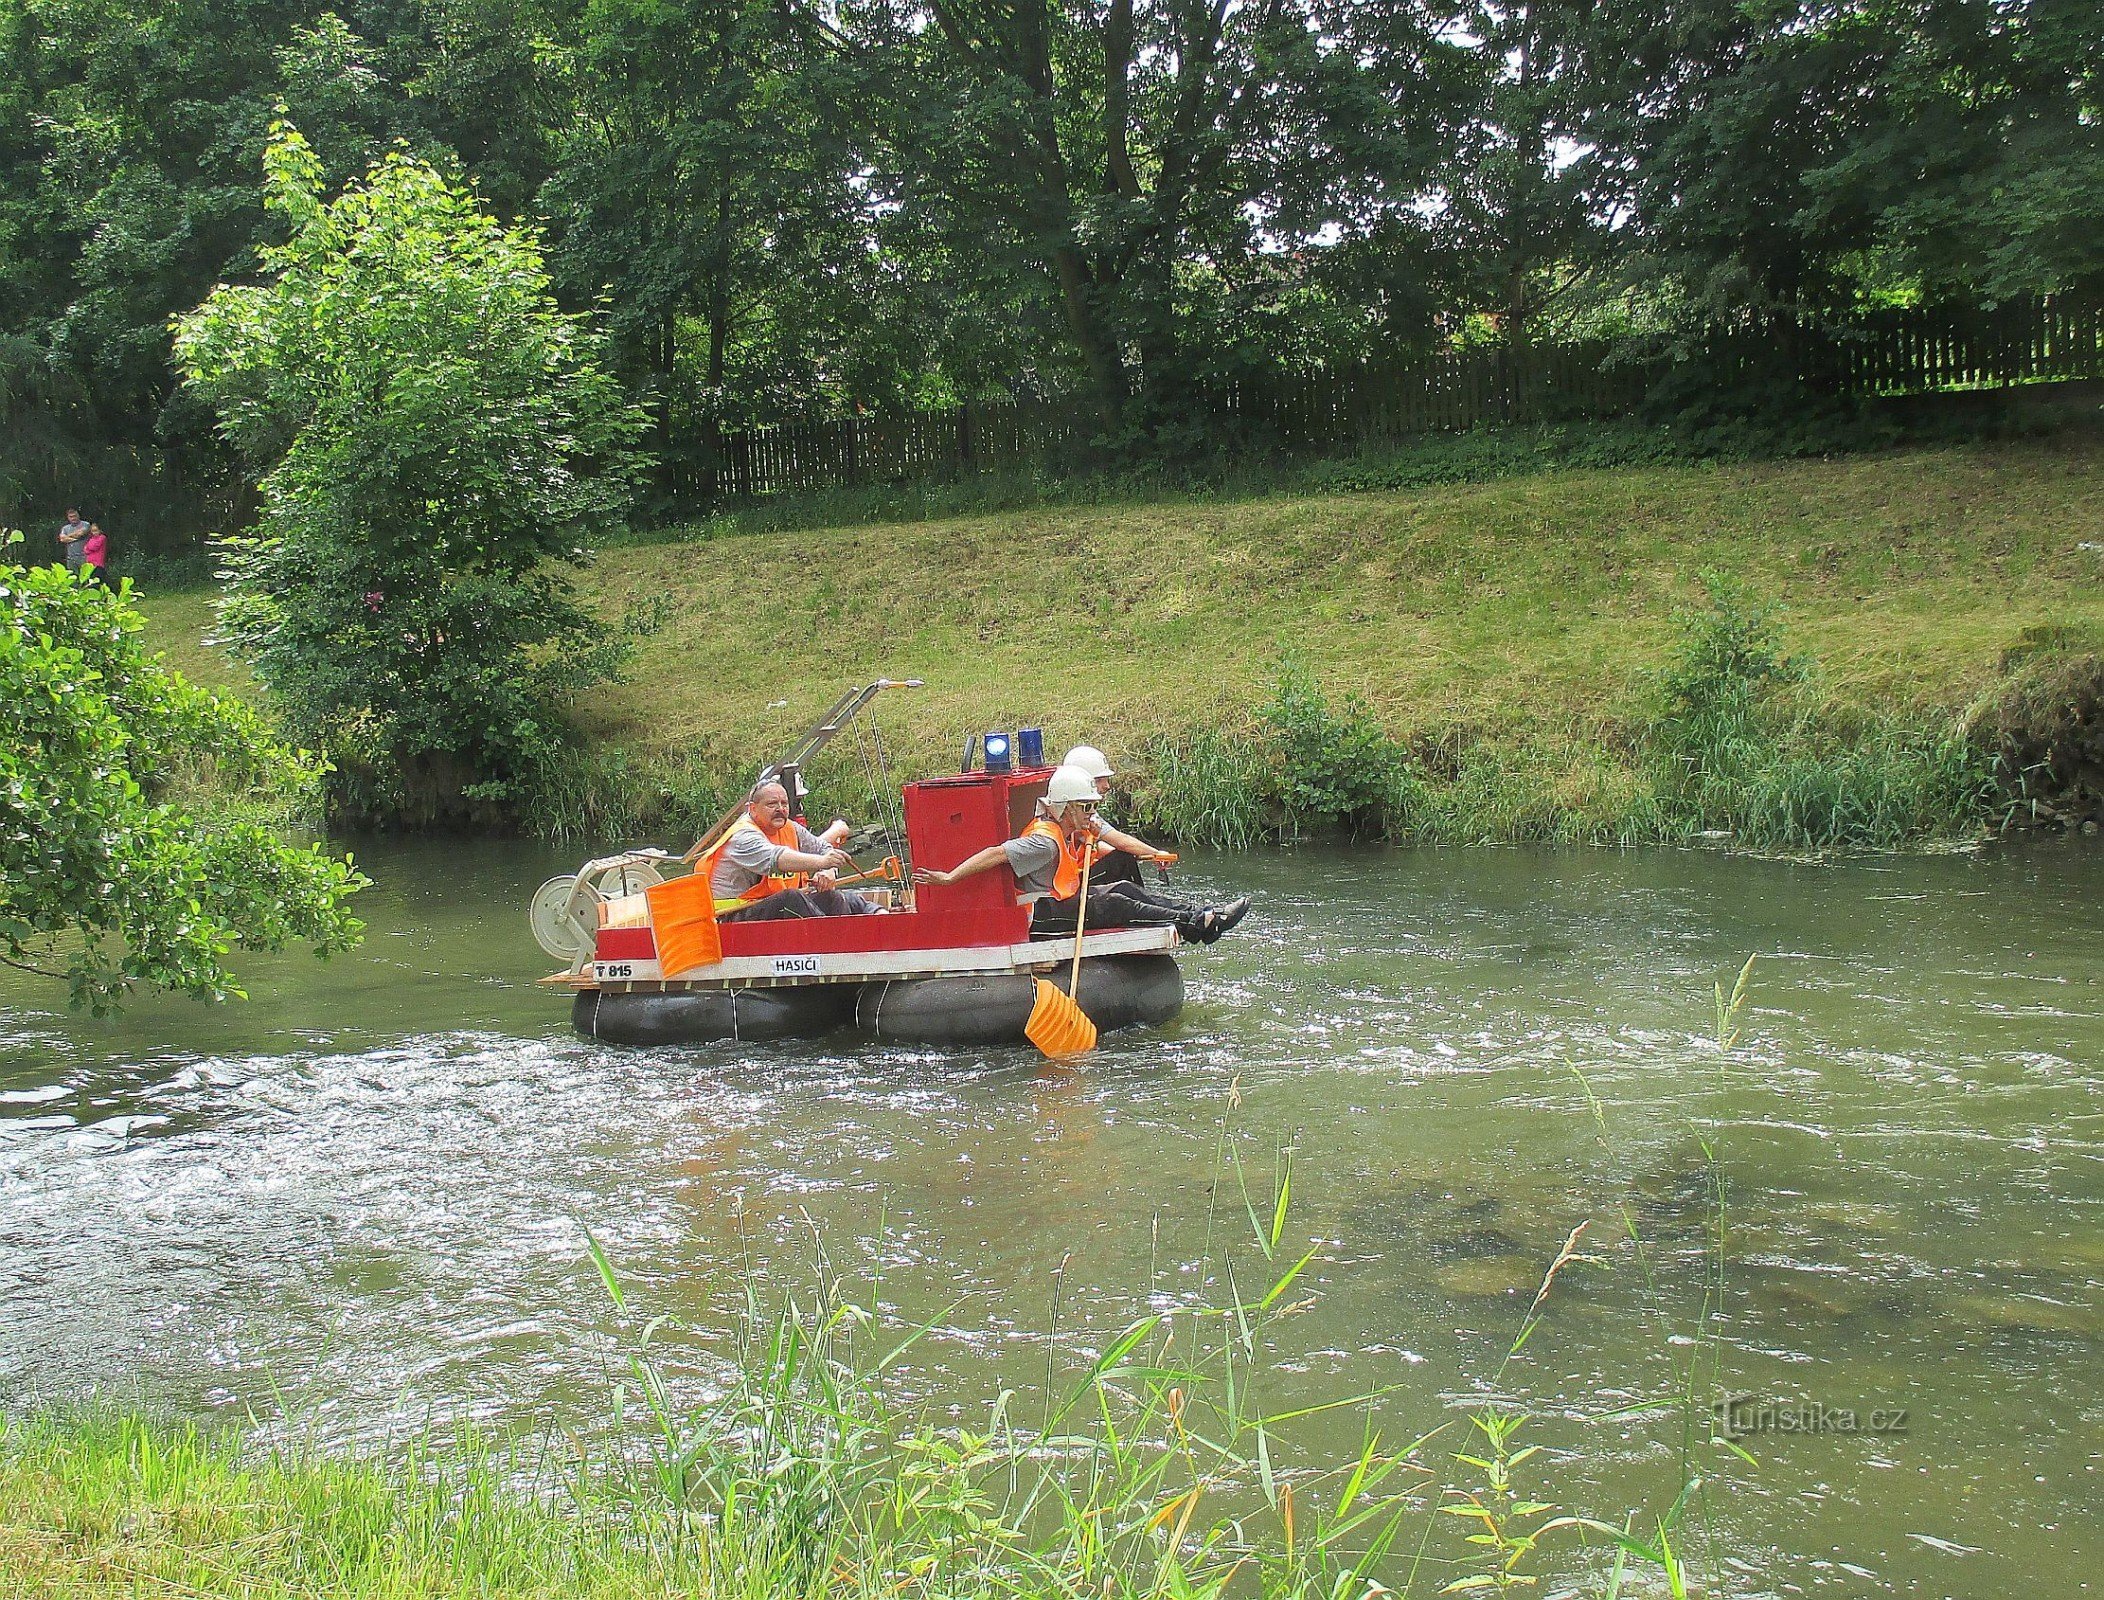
703, 182, 734, 501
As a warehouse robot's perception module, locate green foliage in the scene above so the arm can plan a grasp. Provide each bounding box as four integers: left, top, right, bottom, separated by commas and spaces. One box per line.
1127, 661, 1419, 845
513, 741, 741, 843
576, 1138, 1441, 1600
173, 117, 650, 827
1127, 728, 1271, 852
1118, 587, 2002, 854
5, 0, 2100, 534
1647, 576, 1993, 850
1, 558, 364, 1013
4, 0, 2104, 536
1654, 574, 1803, 745
1260, 657, 1423, 838
1622, 0, 2104, 315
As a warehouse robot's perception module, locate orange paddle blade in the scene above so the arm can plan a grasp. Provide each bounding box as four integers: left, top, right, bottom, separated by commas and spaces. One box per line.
644, 872, 723, 977
1025, 977, 1098, 1058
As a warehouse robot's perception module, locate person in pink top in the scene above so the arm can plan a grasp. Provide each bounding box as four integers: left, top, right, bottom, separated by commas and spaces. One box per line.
80, 523, 110, 586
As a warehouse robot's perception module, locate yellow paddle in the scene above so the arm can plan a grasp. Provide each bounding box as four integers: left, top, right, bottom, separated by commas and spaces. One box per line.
1024, 834, 1098, 1059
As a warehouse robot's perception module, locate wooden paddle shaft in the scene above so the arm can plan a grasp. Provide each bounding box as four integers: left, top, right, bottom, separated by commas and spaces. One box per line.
1069, 835, 1092, 997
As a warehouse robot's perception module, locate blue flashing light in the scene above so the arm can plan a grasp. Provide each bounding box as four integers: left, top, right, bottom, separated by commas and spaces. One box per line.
1016, 726, 1045, 766
983, 731, 1013, 773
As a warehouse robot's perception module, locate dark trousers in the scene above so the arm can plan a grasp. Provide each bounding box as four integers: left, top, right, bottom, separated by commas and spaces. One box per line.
722, 888, 879, 922
1089, 849, 1143, 889
1029, 882, 1201, 939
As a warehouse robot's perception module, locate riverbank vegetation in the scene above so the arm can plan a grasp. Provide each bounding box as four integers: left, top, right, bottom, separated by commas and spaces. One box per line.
172, 119, 650, 830
505, 433, 2104, 848
132, 429, 2104, 849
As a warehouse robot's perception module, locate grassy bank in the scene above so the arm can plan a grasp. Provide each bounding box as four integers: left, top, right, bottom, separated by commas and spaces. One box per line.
138, 430, 2104, 847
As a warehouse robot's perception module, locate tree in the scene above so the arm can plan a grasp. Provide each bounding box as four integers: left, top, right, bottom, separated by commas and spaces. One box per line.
174, 116, 650, 826
1438, 0, 1633, 347
1608, 0, 2103, 318
1, 551, 365, 1013
537, 0, 887, 503
842, 0, 1460, 441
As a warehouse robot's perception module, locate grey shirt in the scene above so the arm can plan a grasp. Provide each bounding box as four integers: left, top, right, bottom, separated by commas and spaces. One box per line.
1002, 832, 1063, 900
710, 818, 826, 899
59, 519, 87, 570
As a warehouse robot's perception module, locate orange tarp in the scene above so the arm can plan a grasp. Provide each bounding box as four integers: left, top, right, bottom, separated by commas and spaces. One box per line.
644, 872, 723, 977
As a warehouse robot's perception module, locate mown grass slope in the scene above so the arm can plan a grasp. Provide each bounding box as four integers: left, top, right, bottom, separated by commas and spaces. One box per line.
581, 434, 2102, 766
134, 432, 2104, 840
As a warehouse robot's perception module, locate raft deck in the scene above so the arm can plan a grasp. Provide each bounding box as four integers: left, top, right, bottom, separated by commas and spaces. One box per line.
554, 918, 1178, 993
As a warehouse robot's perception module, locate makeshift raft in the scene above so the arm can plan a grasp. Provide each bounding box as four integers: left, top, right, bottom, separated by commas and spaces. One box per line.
542, 760, 1184, 1048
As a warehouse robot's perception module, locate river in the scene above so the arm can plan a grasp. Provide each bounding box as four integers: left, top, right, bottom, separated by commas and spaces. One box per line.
2, 840, 2098, 1595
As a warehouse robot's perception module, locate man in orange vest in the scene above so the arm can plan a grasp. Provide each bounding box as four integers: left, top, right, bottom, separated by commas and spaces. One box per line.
700, 779, 881, 921
1059, 742, 1193, 891
912, 765, 1248, 943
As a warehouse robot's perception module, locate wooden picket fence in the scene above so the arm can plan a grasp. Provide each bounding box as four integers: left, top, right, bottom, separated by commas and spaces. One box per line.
706, 293, 2102, 499
1223, 339, 1653, 452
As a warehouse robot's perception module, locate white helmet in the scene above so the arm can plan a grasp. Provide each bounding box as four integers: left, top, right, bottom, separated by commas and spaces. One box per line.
1043, 763, 1101, 807
1063, 744, 1114, 781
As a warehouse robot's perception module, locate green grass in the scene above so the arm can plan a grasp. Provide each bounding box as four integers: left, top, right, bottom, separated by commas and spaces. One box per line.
0, 1410, 709, 1599
131, 431, 2104, 845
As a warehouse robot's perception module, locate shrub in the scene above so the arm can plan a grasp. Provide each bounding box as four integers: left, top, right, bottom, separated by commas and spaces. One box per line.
173, 116, 651, 828
1653, 572, 1802, 756
1125, 661, 1420, 845
1647, 575, 1990, 849
1259, 656, 1421, 837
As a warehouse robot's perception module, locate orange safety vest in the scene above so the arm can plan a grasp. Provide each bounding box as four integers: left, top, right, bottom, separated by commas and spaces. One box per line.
696, 814, 809, 914
1019, 816, 1089, 902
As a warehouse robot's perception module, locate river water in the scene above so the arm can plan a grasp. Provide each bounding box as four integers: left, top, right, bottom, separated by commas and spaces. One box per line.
2, 840, 2097, 1595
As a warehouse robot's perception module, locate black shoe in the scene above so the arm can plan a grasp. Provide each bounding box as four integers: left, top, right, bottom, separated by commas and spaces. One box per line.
1180, 910, 1220, 945
1212, 896, 1252, 936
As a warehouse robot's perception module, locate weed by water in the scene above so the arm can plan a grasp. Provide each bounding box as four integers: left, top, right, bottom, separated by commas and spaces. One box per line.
1124, 659, 1421, 846
574, 1146, 1440, 1600
1118, 589, 1994, 853
519, 740, 745, 842
1127, 725, 1270, 849
1262, 656, 1424, 838
3, 1082, 1751, 1600
1645, 575, 1994, 850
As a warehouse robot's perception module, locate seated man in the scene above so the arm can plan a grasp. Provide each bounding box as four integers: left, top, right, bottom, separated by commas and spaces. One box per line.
912, 764, 1249, 944
700, 779, 880, 921
1060, 743, 1175, 890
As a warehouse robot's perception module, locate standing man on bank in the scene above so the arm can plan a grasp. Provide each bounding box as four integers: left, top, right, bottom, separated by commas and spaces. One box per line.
56, 508, 88, 574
